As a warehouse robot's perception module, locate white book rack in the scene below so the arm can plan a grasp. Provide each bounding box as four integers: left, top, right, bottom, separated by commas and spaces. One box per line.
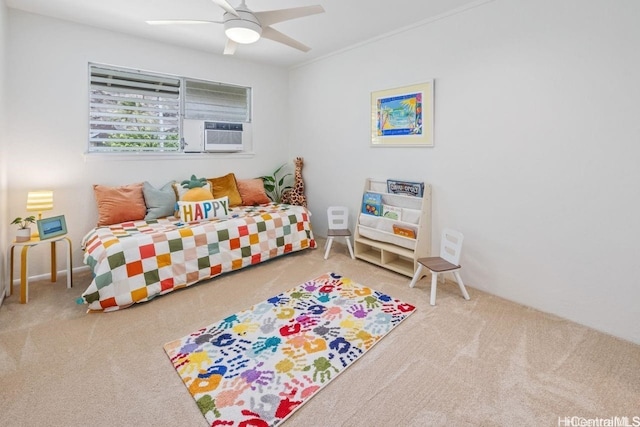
354, 178, 431, 277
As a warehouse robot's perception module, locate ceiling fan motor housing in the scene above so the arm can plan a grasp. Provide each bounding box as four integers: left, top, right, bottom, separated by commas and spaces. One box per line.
224, 9, 262, 44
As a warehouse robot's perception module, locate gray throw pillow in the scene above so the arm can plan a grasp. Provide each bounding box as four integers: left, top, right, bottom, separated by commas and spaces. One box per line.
143, 181, 177, 220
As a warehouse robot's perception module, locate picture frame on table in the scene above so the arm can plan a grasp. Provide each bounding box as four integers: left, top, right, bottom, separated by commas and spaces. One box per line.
37, 215, 67, 240
371, 80, 434, 147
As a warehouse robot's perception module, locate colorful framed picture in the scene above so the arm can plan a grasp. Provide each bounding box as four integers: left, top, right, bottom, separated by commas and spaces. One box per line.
37, 215, 67, 240
371, 80, 434, 147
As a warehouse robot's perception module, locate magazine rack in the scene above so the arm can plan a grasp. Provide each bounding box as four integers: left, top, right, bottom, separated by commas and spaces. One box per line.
354, 178, 431, 277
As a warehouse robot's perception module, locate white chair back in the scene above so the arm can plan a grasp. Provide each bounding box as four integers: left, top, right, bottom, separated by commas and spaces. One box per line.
327, 206, 349, 231
440, 229, 464, 266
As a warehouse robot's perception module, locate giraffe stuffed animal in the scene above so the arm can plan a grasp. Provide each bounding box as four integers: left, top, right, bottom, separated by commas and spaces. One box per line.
281, 157, 307, 208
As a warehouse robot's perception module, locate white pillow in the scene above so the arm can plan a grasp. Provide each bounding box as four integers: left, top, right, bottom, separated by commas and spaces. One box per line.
177, 197, 229, 222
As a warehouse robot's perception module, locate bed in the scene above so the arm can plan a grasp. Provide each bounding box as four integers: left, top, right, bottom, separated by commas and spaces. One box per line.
79, 203, 315, 312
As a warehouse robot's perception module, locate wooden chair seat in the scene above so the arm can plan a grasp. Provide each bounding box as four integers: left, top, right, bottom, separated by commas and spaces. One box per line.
415, 256, 459, 273
327, 228, 352, 237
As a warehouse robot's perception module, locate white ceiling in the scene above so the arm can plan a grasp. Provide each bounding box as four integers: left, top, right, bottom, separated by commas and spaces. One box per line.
5, 0, 487, 68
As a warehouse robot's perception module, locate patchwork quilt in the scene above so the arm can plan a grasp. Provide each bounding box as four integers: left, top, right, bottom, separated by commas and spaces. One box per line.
80, 204, 315, 312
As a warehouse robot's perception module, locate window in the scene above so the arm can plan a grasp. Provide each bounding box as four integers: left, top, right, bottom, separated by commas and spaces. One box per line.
88, 64, 251, 153
89, 66, 180, 152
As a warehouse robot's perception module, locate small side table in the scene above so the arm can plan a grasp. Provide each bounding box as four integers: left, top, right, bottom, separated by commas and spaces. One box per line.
8, 235, 73, 303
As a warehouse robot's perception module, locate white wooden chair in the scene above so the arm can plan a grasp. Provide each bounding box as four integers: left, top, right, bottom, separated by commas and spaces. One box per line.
324, 206, 355, 260
409, 228, 470, 305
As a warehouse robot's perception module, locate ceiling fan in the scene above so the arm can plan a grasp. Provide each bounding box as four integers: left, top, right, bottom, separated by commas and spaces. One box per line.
147, 0, 325, 55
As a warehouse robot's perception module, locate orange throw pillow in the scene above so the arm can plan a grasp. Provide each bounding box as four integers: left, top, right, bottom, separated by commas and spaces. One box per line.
237, 178, 271, 205
93, 183, 147, 226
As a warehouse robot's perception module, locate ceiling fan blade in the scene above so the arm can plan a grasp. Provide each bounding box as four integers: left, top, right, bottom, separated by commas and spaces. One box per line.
146, 20, 222, 25
211, 0, 239, 17
224, 39, 238, 55
255, 5, 324, 27
261, 26, 311, 52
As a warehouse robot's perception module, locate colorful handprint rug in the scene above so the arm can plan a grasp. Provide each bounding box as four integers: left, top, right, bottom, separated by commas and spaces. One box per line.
164, 272, 416, 426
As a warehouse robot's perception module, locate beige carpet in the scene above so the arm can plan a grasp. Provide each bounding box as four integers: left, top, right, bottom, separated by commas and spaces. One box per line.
1, 240, 639, 426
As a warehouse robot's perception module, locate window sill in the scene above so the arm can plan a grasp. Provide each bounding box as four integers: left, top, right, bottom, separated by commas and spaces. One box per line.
83, 151, 256, 162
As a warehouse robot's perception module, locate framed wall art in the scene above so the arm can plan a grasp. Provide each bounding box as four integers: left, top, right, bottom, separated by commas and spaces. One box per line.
371, 80, 434, 147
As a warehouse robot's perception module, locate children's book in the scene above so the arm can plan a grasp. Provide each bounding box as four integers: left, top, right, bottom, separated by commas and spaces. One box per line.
387, 179, 424, 197
392, 224, 416, 239
382, 204, 402, 221
362, 192, 382, 216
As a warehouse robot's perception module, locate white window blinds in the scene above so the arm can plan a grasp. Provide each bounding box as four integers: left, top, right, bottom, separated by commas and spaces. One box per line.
89, 66, 181, 152
185, 79, 251, 122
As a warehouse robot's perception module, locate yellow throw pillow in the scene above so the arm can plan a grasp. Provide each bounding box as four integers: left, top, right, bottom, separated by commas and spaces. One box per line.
208, 173, 243, 207
172, 181, 213, 201
177, 197, 229, 223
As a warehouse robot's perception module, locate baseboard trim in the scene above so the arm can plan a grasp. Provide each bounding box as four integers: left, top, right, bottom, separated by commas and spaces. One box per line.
9, 265, 90, 287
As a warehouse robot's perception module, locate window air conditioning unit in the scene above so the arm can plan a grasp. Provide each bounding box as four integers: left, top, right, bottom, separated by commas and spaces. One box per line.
183, 119, 250, 152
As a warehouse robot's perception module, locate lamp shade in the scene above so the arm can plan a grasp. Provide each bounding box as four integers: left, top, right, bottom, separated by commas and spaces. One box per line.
26, 190, 54, 215
224, 11, 262, 44
225, 25, 261, 44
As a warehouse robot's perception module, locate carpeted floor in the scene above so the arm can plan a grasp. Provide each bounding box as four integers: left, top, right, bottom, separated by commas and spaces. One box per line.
1, 239, 639, 426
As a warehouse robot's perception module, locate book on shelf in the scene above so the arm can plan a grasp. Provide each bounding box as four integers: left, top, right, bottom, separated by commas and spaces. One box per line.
387, 179, 424, 197
362, 192, 382, 216
382, 204, 402, 221
392, 224, 416, 239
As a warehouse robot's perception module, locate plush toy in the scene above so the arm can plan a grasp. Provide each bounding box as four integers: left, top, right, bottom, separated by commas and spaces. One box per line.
180, 175, 214, 201
281, 157, 307, 207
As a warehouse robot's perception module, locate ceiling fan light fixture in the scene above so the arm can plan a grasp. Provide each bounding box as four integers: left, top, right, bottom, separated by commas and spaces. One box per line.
224, 17, 262, 44
152, 1, 325, 54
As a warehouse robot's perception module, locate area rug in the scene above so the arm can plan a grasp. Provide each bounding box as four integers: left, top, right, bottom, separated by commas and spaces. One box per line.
164, 272, 416, 426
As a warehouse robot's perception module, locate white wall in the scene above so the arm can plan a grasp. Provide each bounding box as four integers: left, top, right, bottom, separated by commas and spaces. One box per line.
5, 10, 290, 276
289, 0, 640, 344
0, 0, 8, 306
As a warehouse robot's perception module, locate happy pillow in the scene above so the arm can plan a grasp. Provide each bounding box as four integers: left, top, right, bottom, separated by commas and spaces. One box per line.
177, 197, 229, 223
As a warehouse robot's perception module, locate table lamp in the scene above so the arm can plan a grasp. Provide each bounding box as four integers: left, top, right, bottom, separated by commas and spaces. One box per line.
26, 190, 54, 220
27, 190, 53, 238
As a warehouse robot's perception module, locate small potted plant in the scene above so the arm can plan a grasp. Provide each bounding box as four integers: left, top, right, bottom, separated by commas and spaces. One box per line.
11, 216, 36, 242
